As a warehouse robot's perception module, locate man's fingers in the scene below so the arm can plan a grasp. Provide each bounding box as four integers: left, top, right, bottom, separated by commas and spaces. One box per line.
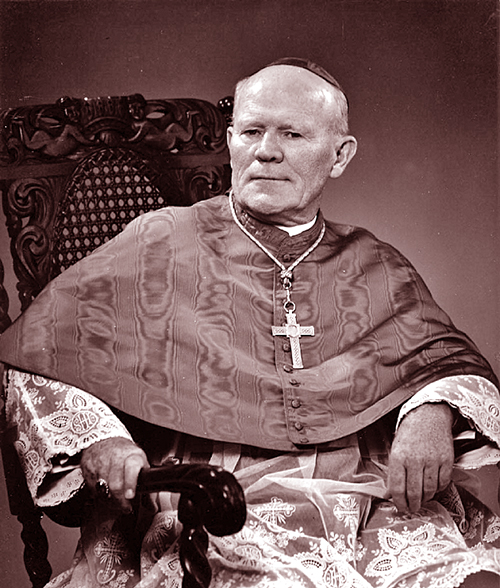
107, 450, 147, 510
388, 461, 453, 514
107, 466, 126, 508
388, 458, 430, 514
438, 462, 453, 493
421, 465, 439, 506
387, 459, 410, 513
81, 438, 149, 511
123, 452, 148, 500
405, 462, 424, 513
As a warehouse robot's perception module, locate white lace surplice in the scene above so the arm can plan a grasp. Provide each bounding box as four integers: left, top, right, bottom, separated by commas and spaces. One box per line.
5, 369, 500, 588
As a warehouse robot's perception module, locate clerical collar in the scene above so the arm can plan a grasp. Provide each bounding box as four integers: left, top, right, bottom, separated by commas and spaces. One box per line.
277, 217, 317, 236
229, 195, 325, 252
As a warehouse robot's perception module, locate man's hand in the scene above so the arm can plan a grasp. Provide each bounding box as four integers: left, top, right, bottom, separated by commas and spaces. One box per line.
81, 437, 149, 511
387, 403, 454, 513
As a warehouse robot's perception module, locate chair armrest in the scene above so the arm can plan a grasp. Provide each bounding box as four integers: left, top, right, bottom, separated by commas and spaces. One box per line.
137, 463, 246, 588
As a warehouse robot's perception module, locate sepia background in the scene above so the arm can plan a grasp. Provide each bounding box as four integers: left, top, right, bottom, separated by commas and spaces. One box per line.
0, 1, 498, 586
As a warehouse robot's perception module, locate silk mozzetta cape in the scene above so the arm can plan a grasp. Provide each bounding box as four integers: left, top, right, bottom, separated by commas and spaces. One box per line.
0, 195, 496, 451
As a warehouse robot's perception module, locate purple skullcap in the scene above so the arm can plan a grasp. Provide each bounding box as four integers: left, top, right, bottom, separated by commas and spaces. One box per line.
264, 57, 346, 96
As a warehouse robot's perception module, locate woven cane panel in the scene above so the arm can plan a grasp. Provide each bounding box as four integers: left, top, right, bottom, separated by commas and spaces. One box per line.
52, 148, 164, 274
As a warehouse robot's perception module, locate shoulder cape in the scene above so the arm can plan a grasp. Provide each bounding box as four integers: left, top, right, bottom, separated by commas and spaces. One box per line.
0, 196, 496, 450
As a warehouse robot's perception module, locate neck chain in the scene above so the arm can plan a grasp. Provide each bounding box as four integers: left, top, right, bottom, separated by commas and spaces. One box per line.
229, 192, 325, 369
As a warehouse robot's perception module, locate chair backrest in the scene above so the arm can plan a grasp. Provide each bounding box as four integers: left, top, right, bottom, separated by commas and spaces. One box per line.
0, 93, 232, 318
0, 93, 233, 588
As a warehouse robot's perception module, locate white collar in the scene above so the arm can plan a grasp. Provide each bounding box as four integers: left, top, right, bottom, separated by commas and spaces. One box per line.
277, 216, 318, 236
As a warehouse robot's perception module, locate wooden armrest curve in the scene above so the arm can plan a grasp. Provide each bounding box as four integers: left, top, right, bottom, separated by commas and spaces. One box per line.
137, 463, 246, 588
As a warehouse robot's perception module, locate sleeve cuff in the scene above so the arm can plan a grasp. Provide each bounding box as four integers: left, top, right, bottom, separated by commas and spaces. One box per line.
5, 368, 133, 506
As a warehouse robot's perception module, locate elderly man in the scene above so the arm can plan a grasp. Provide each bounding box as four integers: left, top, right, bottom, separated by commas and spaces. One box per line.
1, 58, 500, 588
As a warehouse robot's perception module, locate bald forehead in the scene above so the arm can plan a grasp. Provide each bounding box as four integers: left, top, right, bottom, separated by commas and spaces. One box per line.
236, 65, 338, 106
233, 65, 348, 133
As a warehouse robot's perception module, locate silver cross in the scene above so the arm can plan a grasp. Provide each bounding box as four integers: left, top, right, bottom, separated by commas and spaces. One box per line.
272, 310, 314, 369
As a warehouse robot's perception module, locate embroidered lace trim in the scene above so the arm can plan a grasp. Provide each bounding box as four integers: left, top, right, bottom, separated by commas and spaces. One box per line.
5, 368, 132, 505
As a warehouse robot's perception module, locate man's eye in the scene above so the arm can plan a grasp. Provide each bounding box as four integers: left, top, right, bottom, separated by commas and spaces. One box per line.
284, 131, 302, 139
242, 129, 260, 136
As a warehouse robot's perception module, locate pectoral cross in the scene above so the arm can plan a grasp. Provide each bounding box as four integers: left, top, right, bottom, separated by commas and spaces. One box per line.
272, 309, 314, 369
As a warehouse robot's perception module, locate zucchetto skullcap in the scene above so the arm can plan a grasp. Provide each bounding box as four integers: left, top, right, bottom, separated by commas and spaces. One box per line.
264, 57, 345, 95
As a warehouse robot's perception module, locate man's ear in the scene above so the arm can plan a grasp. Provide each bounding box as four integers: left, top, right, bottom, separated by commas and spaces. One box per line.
329, 136, 357, 179
226, 126, 235, 166
226, 126, 234, 148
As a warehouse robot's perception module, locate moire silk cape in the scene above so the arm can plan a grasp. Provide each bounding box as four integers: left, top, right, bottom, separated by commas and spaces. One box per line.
0, 195, 496, 450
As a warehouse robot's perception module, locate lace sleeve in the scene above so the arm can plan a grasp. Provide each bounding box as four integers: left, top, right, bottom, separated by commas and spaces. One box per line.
4, 368, 132, 506
397, 375, 500, 469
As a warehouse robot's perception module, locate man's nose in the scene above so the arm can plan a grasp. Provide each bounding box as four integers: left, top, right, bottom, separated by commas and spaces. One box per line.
255, 131, 283, 162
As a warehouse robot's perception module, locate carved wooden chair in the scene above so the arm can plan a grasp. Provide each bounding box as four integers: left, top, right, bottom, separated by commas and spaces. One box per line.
0, 93, 244, 588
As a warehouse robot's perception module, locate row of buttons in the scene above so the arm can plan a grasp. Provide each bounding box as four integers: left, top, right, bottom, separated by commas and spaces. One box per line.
285, 373, 308, 442
283, 365, 300, 387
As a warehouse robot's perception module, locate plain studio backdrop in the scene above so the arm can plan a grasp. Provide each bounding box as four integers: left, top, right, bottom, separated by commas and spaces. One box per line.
0, 1, 498, 586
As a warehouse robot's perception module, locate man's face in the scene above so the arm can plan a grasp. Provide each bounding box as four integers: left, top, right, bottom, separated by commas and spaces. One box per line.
227, 66, 349, 226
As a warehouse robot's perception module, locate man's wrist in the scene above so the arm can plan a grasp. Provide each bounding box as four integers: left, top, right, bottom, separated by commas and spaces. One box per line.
399, 401, 454, 429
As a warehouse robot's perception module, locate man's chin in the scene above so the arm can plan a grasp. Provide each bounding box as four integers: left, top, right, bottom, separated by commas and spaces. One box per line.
236, 192, 284, 215
237, 185, 290, 205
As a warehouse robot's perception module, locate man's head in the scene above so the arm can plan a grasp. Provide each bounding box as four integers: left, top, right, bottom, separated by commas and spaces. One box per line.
227, 59, 357, 226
